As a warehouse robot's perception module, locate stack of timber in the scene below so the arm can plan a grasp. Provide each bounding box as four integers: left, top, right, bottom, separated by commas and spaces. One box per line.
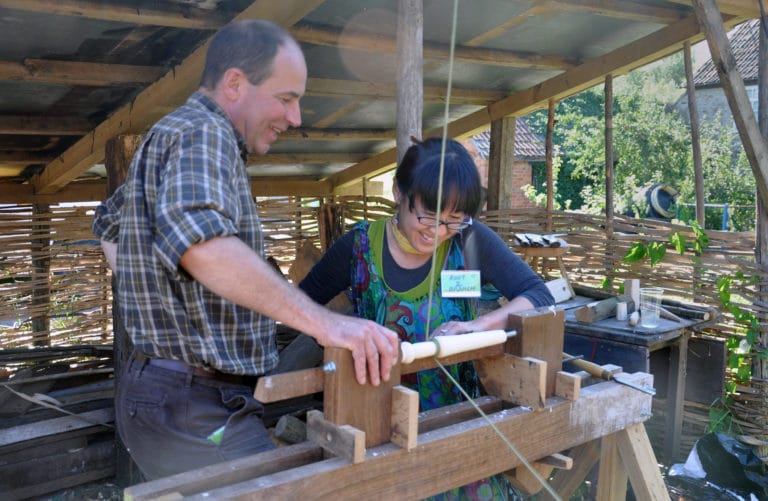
0, 345, 115, 499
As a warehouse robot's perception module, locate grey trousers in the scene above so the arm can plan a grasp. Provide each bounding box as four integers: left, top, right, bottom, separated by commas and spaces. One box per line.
116, 354, 275, 480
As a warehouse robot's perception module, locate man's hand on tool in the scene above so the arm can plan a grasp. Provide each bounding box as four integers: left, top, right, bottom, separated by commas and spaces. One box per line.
319, 313, 399, 386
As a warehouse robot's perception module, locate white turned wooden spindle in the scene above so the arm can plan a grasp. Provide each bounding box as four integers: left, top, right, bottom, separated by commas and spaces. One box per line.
399, 330, 510, 364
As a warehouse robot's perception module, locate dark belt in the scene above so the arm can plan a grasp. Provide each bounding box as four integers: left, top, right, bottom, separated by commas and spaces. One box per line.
133, 352, 257, 386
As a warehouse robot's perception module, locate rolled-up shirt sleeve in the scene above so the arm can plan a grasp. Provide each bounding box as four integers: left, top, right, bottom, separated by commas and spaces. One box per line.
92, 182, 125, 242
151, 123, 242, 277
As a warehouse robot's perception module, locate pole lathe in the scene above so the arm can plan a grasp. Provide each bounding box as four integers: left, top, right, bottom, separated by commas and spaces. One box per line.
126, 307, 670, 500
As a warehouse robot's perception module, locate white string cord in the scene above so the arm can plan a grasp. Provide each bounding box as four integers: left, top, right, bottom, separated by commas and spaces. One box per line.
424, 0, 458, 341
434, 360, 562, 500
420, 2, 562, 498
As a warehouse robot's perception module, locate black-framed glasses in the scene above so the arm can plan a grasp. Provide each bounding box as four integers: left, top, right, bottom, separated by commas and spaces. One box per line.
415, 215, 472, 231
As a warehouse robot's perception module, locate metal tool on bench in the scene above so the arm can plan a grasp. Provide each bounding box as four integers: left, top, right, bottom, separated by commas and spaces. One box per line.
562, 352, 656, 396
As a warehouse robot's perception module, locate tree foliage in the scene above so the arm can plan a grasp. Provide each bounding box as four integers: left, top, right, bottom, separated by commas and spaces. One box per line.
525, 53, 756, 230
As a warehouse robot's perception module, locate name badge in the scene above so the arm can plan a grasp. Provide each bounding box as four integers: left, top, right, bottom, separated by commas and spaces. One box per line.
440, 270, 481, 298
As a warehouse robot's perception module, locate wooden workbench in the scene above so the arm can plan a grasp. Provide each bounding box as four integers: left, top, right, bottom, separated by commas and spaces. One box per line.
559, 293, 718, 463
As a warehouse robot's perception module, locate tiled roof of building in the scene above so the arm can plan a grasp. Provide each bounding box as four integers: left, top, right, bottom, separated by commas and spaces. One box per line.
471, 118, 545, 161
694, 19, 759, 87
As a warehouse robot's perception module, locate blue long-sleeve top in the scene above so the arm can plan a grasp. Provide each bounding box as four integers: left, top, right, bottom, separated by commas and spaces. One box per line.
299, 220, 554, 308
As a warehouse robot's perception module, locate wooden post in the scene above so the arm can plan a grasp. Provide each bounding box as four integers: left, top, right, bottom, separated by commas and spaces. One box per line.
104, 134, 143, 487
756, 16, 768, 384
396, 0, 423, 162
546, 99, 556, 231
597, 433, 629, 500
104, 135, 142, 379
31, 203, 51, 346
323, 347, 402, 448
604, 74, 614, 229
487, 116, 516, 211
684, 41, 706, 227
616, 424, 670, 500
505, 306, 564, 396
663, 331, 690, 463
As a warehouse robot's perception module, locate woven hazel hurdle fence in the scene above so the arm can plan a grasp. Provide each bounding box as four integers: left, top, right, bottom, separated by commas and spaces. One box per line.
0, 199, 765, 455
0, 204, 112, 350
483, 207, 768, 458
0, 197, 398, 350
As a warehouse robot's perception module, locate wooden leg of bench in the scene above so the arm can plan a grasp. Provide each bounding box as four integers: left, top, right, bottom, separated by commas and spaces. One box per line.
597, 432, 629, 501
539, 439, 600, 501
616, 423, 670, 501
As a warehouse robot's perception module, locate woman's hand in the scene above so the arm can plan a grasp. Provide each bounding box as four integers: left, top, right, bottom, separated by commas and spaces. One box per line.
434, 320, 477, 336
435, 296, 537, 336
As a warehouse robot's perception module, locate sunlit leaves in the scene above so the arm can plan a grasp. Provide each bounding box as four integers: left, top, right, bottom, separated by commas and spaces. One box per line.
623, 242, 646, 263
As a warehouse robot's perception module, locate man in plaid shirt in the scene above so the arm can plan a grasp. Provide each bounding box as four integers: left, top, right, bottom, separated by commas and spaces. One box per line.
93, 20, 398, 480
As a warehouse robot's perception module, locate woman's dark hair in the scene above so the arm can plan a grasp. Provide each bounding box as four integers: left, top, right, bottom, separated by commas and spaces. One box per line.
394, 137, 483, 217
199, 20, 296, 90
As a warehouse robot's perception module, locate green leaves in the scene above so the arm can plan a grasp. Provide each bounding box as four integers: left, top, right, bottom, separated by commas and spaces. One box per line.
690, 220, 708, 253
670, 231, 686, 254
717, 274, 758, 385
623, 225, 758, 393
623, 242, 646, 263
707, 405, 732, 434
647, 241, 666, 266
622, 241, 665, 266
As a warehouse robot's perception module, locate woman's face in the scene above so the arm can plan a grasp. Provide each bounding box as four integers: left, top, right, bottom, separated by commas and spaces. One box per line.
399, 196, 469, 254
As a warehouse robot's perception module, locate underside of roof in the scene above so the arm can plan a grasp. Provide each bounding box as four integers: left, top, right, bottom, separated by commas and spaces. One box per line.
0, 0, 759, 204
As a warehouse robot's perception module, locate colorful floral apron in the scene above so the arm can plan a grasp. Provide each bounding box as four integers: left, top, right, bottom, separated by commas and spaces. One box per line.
348, 220, 514, 500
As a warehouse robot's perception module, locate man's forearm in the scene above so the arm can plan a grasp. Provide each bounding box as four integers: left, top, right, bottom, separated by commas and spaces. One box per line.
180, 235, 399, 385
179, 236, 336, 342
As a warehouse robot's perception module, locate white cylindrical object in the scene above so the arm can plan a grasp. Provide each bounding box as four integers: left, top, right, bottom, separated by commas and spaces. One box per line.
400, 330, 509, 364
434, 330, 508, 358
400, 339, 438, 364
616, 302, 628, 321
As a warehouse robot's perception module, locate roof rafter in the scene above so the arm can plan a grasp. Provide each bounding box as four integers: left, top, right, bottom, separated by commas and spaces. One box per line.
0, 59, 163, 86
305, 78, 506, 105
279, 128, 394, 141
0, 116, 91, 135
0, 61, 505, 106
548, 0, 687, 24
664, 0, 760, 18
290, 24, 579, 71
30, 0, 328, 195
249, 152, 369, 164
0, 0, 228, 29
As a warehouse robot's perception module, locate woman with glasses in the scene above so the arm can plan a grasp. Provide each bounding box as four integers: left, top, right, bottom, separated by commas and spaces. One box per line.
298, 137, 553, 498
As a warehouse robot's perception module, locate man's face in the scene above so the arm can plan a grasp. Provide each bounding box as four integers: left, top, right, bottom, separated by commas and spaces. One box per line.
232, 43, 307, 155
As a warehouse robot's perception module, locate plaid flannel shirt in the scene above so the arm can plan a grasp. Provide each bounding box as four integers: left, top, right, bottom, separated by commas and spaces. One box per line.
92, 92, 277, 375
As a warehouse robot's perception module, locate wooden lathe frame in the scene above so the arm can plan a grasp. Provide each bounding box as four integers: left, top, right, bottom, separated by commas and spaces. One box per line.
125, 308, 670, 500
